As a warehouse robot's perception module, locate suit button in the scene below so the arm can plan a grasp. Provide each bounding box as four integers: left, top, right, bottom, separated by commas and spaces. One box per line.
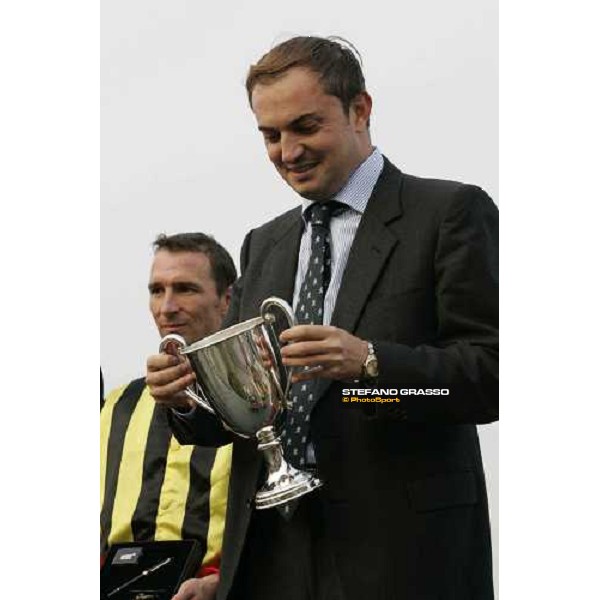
245, 499, 253, 509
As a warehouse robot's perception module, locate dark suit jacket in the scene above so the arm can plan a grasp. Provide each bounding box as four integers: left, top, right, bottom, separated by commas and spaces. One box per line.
171, 158, 498, 600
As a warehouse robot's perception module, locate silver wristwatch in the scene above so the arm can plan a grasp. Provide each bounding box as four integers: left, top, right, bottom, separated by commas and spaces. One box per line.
361, 341, 379, 380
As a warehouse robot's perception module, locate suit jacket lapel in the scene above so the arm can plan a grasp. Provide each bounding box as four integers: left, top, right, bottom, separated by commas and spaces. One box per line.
331, 159, 404, 333
267, 211, 303, 304
243, 209, 303, 315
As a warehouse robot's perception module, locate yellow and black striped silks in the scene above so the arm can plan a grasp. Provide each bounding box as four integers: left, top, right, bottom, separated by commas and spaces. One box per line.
100, 378, 231, 567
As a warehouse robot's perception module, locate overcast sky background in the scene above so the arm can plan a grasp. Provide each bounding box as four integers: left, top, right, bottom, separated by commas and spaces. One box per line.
101, 0, 498, 589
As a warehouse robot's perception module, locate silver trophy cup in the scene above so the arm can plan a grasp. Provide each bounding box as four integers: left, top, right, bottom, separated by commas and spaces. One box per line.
159, 296, 322, 509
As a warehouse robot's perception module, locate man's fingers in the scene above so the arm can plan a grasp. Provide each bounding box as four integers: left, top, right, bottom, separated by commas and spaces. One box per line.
278, 326, 366, 381
146, 357, 194, 404
147, 352, 182, 372
147, 360, 193, 386
172, 574, 219, 600
283, 352, 332, 368
145, 351, 197, 410
150, 376, 195, 399
280, 340, 329, 359
280, 324, 333, 343
148, 373, 196, 400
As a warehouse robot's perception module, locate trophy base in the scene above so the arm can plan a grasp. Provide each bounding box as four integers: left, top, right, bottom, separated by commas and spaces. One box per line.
255, 425, 323, 509
255, 463, 323, 509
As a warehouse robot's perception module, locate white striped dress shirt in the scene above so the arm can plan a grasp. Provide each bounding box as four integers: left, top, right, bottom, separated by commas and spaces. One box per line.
293, 147, 384, 323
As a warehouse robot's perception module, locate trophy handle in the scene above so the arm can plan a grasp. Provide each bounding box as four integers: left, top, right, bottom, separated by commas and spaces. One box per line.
158, 334, 216, 415
260, 297, 295, 328
260, 297, 296, 397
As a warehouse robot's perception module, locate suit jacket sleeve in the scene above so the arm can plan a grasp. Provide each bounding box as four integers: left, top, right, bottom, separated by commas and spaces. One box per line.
373, 184, 498, 424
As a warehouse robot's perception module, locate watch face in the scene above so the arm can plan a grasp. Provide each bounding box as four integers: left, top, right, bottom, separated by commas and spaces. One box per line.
366, 359, 378, 377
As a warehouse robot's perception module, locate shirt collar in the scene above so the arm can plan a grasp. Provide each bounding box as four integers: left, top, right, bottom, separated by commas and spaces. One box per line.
301, 147, 384, 220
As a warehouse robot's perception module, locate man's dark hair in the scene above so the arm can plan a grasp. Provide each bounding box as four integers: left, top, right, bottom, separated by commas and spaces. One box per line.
245, 35, 366, 116
152, 232, 237, 296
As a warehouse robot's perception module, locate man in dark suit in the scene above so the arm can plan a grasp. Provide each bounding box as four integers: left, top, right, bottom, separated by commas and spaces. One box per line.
147, 36, 498, 600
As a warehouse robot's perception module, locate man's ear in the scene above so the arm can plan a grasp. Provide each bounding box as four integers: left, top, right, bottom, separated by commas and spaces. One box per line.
221, 285, 233, 316
350, 91, 372, 132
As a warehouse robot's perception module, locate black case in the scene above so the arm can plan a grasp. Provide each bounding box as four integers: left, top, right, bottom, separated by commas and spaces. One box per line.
100, 540, 205, 600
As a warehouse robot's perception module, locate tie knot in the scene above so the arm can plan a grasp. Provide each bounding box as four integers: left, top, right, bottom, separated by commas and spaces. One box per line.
305, 201, 346, 228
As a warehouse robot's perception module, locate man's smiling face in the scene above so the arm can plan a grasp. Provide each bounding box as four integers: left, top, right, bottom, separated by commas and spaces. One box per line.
251, 67, 372, 201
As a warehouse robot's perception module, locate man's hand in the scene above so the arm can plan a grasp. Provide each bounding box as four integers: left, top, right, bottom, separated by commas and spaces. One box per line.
171, 574, 219, 600
280, 325, 369, 382
146, 352, 196, 410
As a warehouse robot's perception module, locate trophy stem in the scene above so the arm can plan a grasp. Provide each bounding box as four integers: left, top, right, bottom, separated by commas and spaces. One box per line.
256, 426, 284, 470
254, 426, 323, 510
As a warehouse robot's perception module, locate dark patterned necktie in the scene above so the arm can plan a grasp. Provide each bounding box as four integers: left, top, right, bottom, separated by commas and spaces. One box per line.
281, 201, 345, 469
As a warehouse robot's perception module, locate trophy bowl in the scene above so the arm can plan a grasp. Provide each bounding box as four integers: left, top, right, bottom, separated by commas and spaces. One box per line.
160, 297, 322, 509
